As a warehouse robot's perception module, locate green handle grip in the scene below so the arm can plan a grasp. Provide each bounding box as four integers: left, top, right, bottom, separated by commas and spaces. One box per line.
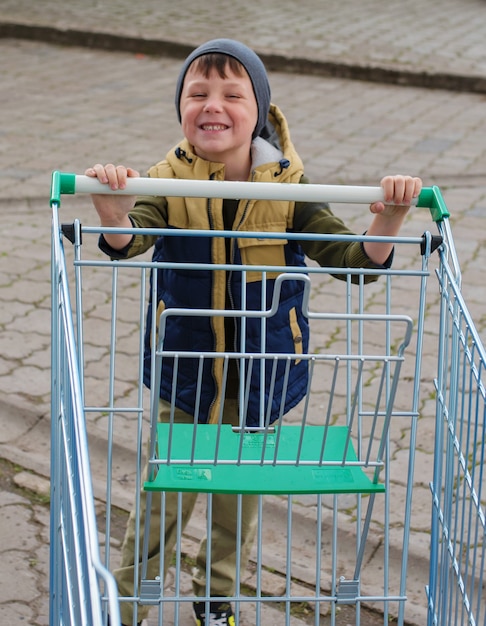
50, 171, 76, 206
416, 185, 450, 222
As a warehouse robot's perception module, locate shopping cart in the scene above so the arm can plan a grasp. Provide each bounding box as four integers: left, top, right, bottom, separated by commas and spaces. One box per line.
425, 216, 486, 625
50, 172, 478, 626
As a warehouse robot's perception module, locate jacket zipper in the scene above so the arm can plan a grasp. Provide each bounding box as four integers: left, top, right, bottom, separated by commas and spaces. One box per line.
227, 171, 256, 403
209, 170, 256, 420
207, 175, 219, 421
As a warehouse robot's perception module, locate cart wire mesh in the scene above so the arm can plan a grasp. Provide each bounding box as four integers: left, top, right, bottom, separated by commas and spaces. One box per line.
49, 173, 484, 626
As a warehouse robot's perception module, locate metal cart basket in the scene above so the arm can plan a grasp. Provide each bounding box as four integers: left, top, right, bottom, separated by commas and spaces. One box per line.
50, 173, 484, 626
425, 213, 486, 626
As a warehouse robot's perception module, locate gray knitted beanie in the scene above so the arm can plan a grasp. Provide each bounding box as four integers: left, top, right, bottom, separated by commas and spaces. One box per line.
175, 39, 271, 139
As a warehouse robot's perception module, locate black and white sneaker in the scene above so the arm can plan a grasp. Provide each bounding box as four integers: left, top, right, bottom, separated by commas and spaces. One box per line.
193, 601, 235, 626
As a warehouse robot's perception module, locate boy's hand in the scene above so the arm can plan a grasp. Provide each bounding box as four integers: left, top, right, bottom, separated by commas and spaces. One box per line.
364, 175, 423, 264
370, 175, 422, 217
85, 163, 140, 226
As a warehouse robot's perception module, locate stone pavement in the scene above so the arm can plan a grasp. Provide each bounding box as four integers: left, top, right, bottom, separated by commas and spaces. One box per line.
1, 1, 486, 624
2, 0, 486, 94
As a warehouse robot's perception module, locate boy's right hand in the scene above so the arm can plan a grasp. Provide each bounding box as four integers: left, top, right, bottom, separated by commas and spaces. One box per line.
85, 164, 140, 226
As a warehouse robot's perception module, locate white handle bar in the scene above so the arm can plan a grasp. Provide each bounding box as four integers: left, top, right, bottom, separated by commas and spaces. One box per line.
72, 175, 406, 205
50, 171, 448, 221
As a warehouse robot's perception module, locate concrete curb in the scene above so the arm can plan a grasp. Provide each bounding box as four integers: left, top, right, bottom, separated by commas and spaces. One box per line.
2, 21, 486, 95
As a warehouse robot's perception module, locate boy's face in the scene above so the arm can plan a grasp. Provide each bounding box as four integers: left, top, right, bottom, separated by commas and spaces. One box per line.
179, 62, 258, 165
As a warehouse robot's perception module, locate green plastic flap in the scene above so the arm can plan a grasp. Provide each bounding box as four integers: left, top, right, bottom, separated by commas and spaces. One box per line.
144, 423, 385, 495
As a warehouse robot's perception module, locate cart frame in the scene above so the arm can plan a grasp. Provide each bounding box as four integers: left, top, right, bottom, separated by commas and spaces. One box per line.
425, 218, 486, 626
50, 173, 484, 626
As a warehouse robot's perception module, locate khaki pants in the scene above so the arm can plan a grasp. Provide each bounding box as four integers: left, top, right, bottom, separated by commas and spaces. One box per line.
114, 399, 259, 625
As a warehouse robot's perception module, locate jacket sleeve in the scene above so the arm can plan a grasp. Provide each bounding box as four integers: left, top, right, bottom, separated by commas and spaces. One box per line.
293, 176, 393, 279
98, 194, 170, 259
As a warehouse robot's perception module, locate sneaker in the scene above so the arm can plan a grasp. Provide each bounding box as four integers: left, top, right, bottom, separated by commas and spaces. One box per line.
193, 601, 235, 626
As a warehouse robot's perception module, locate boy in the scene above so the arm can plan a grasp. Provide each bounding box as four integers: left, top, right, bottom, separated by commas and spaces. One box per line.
87, 39, 422, 626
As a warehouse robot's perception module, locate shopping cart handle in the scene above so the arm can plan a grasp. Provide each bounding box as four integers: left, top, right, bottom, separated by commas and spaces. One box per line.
50, 171, 449, 221
415, 185, 450, 221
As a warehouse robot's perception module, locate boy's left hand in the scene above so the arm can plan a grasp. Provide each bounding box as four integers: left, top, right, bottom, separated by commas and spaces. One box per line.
370, 175, 422, 216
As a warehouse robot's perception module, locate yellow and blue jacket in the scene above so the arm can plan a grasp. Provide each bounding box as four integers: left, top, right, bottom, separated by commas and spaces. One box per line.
100, 104, 388, 426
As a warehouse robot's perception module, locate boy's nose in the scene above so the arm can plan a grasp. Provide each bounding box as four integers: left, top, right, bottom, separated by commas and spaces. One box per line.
203, 97, 224, 112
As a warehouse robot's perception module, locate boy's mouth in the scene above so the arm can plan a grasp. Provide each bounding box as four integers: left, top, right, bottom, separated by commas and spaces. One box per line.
201, 124, 228, 131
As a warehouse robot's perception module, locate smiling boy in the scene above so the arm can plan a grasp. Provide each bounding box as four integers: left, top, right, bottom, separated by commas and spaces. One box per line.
87, 39, 421, 626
